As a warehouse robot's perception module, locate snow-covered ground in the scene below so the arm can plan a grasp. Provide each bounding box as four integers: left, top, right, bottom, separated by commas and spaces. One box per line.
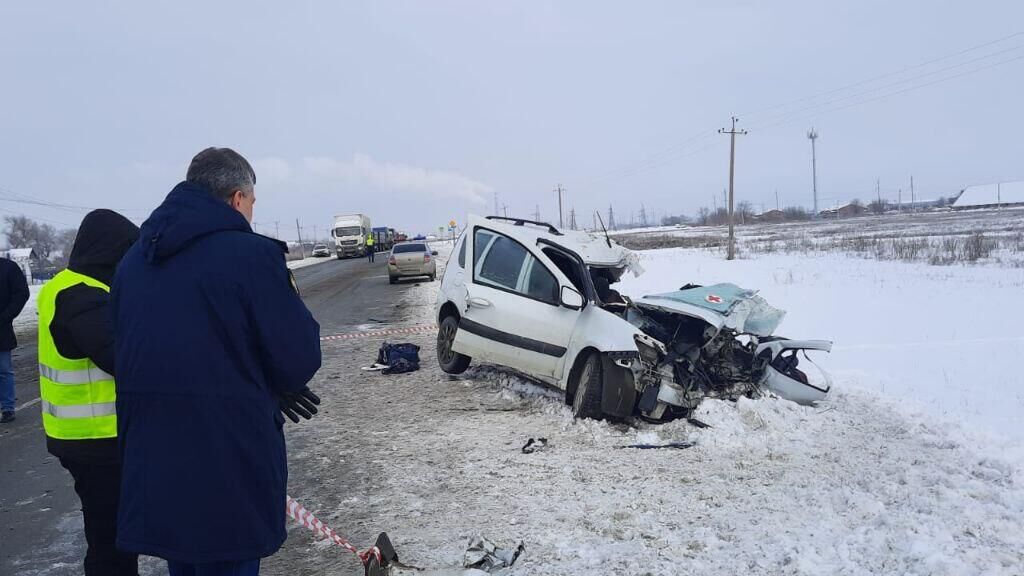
279, 243, 1024, 576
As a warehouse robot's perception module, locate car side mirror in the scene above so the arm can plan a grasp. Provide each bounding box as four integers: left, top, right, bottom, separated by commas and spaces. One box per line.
431, 251, 438, 256
560, 286, 584, 310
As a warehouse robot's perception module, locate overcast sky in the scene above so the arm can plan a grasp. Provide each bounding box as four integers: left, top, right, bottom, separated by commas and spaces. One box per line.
1, 1, 1021, 239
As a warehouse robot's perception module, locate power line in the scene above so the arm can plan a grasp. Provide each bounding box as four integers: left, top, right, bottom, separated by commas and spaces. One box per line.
745, 43, 1024, 131
573, 30, 1024, 187
751, 52, 1024, 133
740, 31, 1023, 119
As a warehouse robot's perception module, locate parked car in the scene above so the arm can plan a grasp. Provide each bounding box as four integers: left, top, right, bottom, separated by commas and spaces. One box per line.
311, 244, 330, 257
388, 242, 437, 284
435, 215, 832, 422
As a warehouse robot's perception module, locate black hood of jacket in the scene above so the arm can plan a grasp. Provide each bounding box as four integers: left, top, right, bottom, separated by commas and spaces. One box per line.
68, 209, 141, 285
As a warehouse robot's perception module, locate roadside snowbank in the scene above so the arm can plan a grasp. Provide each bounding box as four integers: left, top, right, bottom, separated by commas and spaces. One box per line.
616, 249, 1024, 447
287, 256, 333, 270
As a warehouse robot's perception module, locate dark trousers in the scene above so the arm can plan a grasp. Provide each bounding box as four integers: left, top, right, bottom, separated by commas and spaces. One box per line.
367, 248, 375, 262
58, 457, 139, 576
168, 559, 261, 576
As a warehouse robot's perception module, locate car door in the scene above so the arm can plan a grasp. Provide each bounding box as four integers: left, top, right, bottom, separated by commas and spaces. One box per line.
451, 221, 581, 379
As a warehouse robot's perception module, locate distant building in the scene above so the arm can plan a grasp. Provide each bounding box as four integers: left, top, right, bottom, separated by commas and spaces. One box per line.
1, 247, 40, 283
952, 181, 1024, 210
753, 209, 785, 223
820, 203, 868, 219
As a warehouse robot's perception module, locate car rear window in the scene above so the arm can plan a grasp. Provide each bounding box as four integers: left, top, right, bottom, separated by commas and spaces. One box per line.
393, 243, 426, 254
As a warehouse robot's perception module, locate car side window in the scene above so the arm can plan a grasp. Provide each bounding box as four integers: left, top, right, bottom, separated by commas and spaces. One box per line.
523, 258, 558, 305
473, 228, 559, 306
475, 231, 528, 290
458, 235, 466, 268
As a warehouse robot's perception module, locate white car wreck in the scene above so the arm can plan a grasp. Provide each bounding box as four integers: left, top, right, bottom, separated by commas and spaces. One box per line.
435, 215, 832, 422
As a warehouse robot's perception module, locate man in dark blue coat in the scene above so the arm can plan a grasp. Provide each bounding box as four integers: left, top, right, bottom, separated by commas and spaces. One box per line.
111, 148, 322, 576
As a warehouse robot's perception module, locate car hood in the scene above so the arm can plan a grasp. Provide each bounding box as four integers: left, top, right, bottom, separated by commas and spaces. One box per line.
634, 283, 786, 337
559, 229, 644, 277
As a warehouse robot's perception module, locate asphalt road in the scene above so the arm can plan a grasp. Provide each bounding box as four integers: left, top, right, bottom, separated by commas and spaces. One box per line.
0, 254, 414, 576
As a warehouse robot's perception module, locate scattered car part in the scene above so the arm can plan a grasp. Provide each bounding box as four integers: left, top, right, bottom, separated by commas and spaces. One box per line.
521, 437, 548, 454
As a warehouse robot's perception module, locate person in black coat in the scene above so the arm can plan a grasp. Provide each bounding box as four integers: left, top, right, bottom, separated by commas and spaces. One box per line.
0, 256, 29, 423
111, 148, 322, 576
47, 209, 140, 575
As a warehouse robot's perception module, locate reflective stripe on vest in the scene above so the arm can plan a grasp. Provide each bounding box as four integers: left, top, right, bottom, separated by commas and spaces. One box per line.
37, 269, 118, 440
41, 399, 116, 419
39, 364, 114, 385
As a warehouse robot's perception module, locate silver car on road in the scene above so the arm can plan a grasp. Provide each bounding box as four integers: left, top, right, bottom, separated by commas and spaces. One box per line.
388, 242, 437, 284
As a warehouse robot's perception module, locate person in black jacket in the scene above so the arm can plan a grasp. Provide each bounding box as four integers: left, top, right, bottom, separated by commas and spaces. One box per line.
0, 256, 29, 423
47, 209, 140, 575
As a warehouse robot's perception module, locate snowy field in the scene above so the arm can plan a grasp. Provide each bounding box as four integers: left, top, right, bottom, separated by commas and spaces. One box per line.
278, 241, 1024, 576
613, 207, 1024, 268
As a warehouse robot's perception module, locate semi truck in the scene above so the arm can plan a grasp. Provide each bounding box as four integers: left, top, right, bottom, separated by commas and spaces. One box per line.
370, 227, 396, 252
331, 213, 372, 258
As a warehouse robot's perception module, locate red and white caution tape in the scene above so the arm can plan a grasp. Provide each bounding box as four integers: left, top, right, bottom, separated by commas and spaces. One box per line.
286, 495, 381, 565
320, 325, 434, 342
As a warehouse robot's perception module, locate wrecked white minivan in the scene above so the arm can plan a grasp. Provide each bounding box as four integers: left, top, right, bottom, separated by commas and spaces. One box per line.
435, 215, 832, 422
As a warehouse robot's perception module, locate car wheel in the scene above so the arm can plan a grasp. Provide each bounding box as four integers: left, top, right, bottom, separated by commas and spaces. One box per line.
437, 315, 471, 374
572, 352, 603, 420
429, 273, 437, 282
388, 276, 397, 285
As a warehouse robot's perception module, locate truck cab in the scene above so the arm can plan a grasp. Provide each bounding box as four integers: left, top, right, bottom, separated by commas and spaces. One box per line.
332, 214, 372, 258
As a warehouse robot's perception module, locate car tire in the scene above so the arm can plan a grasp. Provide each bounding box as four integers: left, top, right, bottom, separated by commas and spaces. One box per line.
571, 352, 604, 420
429, 273, 436, 282
388, 276, 397, 285
437, 315, 471, 374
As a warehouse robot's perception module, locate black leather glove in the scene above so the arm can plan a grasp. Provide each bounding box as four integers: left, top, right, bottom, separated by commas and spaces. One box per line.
276, 387, 321, 423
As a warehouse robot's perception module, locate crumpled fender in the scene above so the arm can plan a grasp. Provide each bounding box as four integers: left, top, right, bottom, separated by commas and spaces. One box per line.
557, 305, 644, 389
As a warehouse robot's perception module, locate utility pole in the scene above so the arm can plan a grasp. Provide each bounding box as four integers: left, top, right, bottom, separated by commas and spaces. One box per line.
719, 116, 747, 261
295, 219, 305, 259
502, 204, 509, 218
876, 178, 882, 212
713, 194, 718, 212
569, 208, 577, 230
273, 220, 281, 239
910, 176, 915, 213
775, 189, 780, 211
493, 192, 499, 216
807, 127, 819, 218
313, 224, 318, 243
534, 204, 540, 221
607, 205, 616, 230
898, 188, 902, 213
639, 204, 647, 227
554, 184, 565, 228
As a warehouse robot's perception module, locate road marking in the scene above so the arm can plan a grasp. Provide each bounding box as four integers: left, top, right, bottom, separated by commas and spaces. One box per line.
320, 324, 435, 342
15, 397, 40, 412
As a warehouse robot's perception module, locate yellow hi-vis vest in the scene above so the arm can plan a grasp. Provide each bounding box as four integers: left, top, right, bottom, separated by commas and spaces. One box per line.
37, 269, 117, 440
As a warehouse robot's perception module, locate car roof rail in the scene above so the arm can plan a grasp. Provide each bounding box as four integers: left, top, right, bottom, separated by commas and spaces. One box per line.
485, 216, 563, 236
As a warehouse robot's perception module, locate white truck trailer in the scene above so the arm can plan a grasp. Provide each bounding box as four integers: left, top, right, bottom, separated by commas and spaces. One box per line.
331, 213, 372, 258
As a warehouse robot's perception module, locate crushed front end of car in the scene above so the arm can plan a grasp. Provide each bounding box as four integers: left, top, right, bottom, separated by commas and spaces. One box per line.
610, 283, 832, 422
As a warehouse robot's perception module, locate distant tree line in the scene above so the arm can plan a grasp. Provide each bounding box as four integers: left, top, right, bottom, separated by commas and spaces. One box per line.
3, 215, 78, 271
654, 194, 958, 228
